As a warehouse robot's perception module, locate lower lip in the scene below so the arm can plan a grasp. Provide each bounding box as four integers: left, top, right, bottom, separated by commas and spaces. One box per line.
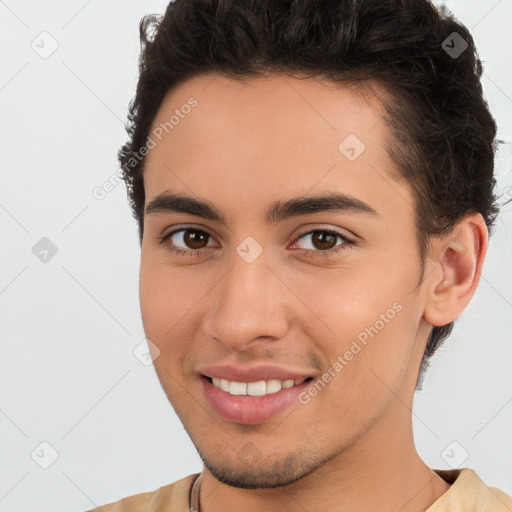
201, 376, 312, 425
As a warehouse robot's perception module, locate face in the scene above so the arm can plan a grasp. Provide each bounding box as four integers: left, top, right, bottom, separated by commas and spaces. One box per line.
140, 73, 429, 488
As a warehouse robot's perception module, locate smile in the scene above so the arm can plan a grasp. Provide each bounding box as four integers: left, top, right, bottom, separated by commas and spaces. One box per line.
206, 376, 311, 396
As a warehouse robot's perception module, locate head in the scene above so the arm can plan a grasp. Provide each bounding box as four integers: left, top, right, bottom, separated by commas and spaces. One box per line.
119, 0, 499, 489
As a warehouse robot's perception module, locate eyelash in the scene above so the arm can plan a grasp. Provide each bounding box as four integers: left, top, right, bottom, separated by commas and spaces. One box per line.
157, 226, 355, 259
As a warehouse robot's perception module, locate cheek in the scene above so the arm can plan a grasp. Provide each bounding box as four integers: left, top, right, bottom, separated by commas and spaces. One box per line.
290, 265, 402, 336
139, 257, 167, 335
139, 252, 208, 337
292, 261, 420, 389
139, 255, 219, 388
296, 290, 418, 439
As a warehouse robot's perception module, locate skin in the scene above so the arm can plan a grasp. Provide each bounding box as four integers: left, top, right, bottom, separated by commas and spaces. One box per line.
139, 73, 488, 512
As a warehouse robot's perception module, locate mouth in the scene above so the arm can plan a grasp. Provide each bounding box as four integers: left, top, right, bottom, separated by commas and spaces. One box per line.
200, 374, 314, 425
203, 375, 314, 396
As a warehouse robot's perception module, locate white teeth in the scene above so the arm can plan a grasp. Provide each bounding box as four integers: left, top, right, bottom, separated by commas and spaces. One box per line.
247, 380, 266, 396
229, 381, 247, 395
209, 376, 307, 396
266, 379, 282, 393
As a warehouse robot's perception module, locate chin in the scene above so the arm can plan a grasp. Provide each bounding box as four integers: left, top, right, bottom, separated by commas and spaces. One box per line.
198, 449, 325, 489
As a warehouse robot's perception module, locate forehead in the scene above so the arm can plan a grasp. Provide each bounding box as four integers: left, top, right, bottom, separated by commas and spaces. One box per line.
143, 73, 412, 224
147, 72, 391, 153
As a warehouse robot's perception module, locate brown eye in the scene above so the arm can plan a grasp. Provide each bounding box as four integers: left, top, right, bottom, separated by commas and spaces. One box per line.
309, 231, 337, 251
294, 229, 350, 253
181, 229, 210, 249
162, 228, 215, 252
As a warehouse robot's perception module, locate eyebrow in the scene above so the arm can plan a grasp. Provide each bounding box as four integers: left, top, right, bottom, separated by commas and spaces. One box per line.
145, 190, 379, 224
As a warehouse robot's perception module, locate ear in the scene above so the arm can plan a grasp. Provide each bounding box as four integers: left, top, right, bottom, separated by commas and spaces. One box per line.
423, 213, 488, 327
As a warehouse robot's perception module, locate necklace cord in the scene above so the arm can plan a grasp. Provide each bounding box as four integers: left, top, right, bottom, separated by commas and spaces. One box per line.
190, 473, 202, 511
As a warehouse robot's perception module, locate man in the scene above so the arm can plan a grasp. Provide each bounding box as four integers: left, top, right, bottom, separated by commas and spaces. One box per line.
90, 0, 512, 510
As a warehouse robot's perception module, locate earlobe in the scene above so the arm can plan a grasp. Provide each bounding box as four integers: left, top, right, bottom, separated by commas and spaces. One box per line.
423, 214, 488, 327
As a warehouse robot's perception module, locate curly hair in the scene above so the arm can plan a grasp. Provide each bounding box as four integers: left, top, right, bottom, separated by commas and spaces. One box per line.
118, 0, 500, 389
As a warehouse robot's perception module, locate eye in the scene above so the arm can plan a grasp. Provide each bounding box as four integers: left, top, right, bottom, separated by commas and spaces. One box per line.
158, 227, 217, 257
290, 228, 354, 258
158, 226, 355, 258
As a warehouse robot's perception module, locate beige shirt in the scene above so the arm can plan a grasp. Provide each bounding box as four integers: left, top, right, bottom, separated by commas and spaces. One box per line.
88, 468, 512, 511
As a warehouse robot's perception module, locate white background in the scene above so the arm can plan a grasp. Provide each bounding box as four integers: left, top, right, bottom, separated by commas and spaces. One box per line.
0, 1, 511, 510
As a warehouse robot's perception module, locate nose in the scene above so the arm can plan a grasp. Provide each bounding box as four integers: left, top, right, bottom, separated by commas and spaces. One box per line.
202, 247, 289, 351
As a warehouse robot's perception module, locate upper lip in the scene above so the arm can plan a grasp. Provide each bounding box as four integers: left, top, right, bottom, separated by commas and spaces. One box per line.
198, 364, 313, 383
